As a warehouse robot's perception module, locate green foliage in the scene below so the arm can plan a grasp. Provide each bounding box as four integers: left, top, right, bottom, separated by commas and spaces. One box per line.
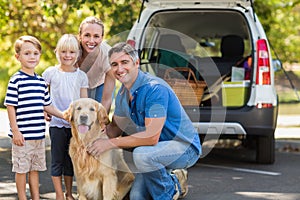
0, 0, 141, 107
67, 0, 141, 36
255, 0, 300, 62
275, 70, 300, 103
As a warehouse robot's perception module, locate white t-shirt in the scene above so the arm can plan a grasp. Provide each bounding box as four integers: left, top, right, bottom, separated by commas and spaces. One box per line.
42, 66, 89, 128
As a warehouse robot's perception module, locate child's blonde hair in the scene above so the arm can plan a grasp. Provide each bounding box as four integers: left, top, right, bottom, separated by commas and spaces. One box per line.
14, 35, 42, 54
55, 34, 81, 65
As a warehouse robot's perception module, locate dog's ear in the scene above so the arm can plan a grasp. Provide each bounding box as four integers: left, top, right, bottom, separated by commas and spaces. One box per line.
63, 102, 74, 122
97, 103, 110, 125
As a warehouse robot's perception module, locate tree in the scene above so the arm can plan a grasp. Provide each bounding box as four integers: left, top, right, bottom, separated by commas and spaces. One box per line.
0, 0, 141, 107
255, 0, 300, 62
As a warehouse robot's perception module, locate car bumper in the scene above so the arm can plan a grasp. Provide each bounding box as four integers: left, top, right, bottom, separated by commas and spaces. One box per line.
187, 106, 278, 136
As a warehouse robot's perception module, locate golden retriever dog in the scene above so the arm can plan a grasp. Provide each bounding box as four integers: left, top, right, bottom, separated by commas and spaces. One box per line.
64, 98, 134, 200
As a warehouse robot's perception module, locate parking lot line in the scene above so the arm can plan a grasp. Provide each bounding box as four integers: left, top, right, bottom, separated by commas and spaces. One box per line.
200, 164, 281, 176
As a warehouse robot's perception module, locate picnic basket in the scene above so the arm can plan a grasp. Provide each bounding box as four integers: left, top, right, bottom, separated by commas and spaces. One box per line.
164, 67, 206, 106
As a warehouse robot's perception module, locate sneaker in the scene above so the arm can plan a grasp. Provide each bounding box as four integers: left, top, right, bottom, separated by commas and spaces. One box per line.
172, 169, 188, 199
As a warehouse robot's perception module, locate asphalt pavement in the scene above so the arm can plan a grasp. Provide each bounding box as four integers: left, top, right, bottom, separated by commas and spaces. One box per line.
0, 110, 299, 199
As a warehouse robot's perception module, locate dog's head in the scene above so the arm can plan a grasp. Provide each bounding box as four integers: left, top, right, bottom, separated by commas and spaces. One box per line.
63, 98, 110, 140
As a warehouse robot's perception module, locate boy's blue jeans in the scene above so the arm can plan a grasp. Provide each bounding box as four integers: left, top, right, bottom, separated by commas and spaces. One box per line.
129, 140, 201, 200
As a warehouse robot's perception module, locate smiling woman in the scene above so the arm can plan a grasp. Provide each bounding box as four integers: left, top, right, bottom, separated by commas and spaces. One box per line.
77, 16, 115, 113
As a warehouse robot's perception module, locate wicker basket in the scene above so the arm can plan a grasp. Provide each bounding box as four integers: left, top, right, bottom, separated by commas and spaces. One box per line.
164, 67, 206, 106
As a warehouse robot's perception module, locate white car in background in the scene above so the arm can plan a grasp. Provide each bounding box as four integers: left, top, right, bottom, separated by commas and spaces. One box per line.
127, 0, 280, 164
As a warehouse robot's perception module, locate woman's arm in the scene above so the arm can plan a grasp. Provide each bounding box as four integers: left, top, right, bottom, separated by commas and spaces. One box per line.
101, 69, 115, 113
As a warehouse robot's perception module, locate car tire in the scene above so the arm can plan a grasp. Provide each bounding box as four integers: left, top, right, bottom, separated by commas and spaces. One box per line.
256, 134, 275, 164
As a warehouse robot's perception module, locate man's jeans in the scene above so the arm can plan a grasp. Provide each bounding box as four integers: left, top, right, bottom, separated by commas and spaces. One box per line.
129, 140, 201, 200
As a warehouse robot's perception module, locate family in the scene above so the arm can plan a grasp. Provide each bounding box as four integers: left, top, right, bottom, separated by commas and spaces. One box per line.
4, 16, 202, 200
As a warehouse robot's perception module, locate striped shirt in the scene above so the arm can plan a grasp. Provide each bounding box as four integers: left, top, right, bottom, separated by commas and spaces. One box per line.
4, 70, 51, 140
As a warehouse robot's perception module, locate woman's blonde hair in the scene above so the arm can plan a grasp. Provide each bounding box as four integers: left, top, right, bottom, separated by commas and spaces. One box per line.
78, 16, 104, 36
55, 34, 81, 65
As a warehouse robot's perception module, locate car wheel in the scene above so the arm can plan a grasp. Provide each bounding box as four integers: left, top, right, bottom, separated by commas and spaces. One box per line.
256, 135, 275, 164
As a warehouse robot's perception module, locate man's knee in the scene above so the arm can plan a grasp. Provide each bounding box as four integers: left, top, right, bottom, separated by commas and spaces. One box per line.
132, 152, 150, 169
132, 147, 155, 172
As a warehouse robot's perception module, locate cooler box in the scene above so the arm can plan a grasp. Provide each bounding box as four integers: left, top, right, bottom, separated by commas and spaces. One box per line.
222, 81, 250, 107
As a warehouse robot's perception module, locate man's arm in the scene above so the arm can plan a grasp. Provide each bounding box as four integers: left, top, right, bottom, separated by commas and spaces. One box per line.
106, 116, 123, 138
110, 117, 165, 148
87, 116, 166, 156
101, 69, 115, 114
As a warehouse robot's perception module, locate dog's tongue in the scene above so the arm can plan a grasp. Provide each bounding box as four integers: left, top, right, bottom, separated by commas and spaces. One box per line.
78, 125, 89, 134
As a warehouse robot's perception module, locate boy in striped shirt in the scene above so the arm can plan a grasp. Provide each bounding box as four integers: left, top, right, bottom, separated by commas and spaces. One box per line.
4, 35, 63, 200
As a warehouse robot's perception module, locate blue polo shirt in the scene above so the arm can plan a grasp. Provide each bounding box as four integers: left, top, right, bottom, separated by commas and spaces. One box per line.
114, 70, 201, 154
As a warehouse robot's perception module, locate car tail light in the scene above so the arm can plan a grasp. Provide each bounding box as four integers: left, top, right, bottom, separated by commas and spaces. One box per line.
127, 39, 136, 48
256, 103, 273, 108
255, 39, 273, 108
256, 39, 271, 85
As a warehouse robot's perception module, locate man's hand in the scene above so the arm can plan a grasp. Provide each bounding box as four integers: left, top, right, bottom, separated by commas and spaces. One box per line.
87, 138, 114, 157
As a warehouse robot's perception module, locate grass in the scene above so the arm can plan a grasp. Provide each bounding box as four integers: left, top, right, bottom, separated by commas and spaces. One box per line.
278, 92, 300, 103
275, 69, 300, 103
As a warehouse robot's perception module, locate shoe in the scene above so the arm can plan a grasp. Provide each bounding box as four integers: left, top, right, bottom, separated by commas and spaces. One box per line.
172, 169, 188, 199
